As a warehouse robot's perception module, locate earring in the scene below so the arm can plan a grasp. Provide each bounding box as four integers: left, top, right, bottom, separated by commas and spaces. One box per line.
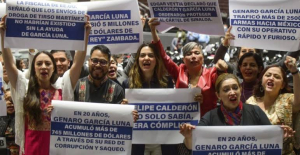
260, 85, 264, 93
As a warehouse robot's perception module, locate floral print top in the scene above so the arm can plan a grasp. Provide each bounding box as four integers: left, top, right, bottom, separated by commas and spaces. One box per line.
247, 93, 295, 155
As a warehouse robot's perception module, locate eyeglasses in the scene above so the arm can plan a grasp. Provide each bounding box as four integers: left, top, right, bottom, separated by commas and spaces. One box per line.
90, 58, 108, 66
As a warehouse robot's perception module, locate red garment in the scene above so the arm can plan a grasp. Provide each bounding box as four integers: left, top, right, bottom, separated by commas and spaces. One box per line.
220, 101, 243, 125
24, 89, 62, 155
154, 40, 218, 116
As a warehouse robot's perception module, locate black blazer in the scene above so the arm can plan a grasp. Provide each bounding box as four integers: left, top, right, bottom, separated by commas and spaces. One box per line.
198, 103, 271, 126
177, 103, 272, 155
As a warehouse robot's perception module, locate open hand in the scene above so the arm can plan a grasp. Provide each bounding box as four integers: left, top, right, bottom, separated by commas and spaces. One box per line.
223, 26, 235, 47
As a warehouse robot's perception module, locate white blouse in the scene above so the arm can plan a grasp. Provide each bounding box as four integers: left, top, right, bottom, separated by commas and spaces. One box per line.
10, 69, 74, 153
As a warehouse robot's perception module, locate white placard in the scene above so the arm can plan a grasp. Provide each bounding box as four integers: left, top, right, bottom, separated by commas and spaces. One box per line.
193, 126, 283, 155
4, 0, 87, 50
50, 100, 134, 155
147, 0, 224, 35
126, 88, 201, 144
74, 0, 143, 55
229, 0, 300, 51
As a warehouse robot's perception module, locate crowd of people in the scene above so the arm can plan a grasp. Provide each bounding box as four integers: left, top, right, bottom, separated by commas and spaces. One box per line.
0, 9, 300, 155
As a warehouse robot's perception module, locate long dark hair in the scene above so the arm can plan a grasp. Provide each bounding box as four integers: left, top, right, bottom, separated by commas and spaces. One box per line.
253, 65, 291, 98
16, 59, 24, 72
129, 43, 168, 88
23, 51, 58, 126
237, 52, 264, 79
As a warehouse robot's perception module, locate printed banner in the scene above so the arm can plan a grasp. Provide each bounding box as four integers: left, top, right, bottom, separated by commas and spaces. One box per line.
0, 3, 5, 50
5, 0, 87, 50
229, 0, 300, 51
193, 126, 283, 155
50, 100, 135, 155
125, 88, 201, 144
147, 0, 224, 35
75, 0, 143, 54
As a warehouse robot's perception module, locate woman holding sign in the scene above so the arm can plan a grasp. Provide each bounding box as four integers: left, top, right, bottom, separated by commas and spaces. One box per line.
0, 15, 91, 155
122, 42, 176, 155
247, 57, 300, 155
148, 18, 228, 118
179, 73, 294, 153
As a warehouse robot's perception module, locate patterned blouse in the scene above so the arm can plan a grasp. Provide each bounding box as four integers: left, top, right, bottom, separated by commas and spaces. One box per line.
247, 93, 295, 155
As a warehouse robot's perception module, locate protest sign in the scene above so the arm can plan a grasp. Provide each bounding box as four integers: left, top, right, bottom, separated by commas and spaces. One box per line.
5, 0, 87, 50
0, 3, 5, 50
230, 0, 300, 51
193, 126, 283, 155
125, 88, 201, 144
50, 100, 134, 155
75, 0, 143, 54
0, 63, 6, 117
147, 0, 224, 35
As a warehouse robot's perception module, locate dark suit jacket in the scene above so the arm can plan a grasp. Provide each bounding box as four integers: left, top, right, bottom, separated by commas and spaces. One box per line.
198, 103, 271, 126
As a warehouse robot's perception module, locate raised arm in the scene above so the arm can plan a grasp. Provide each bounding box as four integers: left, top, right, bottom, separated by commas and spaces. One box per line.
69, 15, 91, 89
285, 56, 300, 112
149, 18, 180, 80
0, 15, 18, 89
213, 26, 234, 64
123, 53, 135, 76
275, 50, 300, 71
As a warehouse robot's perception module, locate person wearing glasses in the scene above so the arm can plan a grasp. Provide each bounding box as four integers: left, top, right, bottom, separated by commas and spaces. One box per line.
74, 45, 125, 104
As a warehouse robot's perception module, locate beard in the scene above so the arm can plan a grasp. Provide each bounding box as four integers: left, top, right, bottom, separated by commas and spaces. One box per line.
90, 67, 108, 80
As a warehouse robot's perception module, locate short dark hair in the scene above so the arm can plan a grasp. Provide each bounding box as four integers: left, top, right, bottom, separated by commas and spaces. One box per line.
90, 45, 111, 61
111, 55, 118, 64
253, 65, 291, 98
16, 58, 23, 71
237, 52, 264, 79
236, 47, 262, 58
50, 50, 71, 60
